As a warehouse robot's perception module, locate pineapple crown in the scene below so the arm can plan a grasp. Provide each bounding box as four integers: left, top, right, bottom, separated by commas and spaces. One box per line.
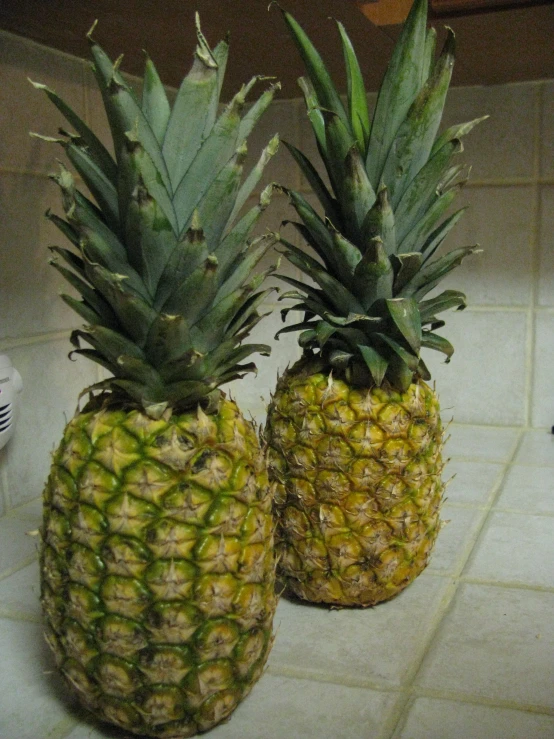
275, 0, 486, 391
32, 15, 280, 417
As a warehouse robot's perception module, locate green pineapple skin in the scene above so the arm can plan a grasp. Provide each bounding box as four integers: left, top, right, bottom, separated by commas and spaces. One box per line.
266, 362, 444, 607
41, 398, 276, 738
34, 15, 283, 735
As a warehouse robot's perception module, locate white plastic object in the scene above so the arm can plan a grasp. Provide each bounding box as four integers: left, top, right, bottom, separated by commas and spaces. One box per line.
0, 355, 23, 451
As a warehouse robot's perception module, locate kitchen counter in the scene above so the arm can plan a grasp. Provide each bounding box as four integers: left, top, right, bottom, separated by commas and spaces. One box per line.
1, 424, 553, 739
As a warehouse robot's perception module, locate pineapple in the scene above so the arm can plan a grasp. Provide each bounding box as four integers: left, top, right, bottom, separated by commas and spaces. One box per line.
35, 16, 280, 737
265, 0, 485, 607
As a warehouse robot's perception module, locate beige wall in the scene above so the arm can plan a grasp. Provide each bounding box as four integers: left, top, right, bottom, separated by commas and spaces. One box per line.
0, 28, 552, 516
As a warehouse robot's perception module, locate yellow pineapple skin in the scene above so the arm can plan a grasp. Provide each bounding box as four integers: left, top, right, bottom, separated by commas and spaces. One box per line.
41, 398, 277, 738
266, 362, 445, 607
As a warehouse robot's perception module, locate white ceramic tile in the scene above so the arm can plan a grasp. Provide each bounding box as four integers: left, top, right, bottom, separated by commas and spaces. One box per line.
441, 83, 537, 181
0, 618, 79, 739
62, 720, 119, 739
514, 429, 554, 467
213, 676, 398, 739
537, 187, 554, 307
443, 460, 504, 507
444, 425, 520, 462
243, 190, 304, 292
269, 575, 451, 688
531, 314, 554, 429
0, 560, 40, 619
0, 172, 82, 340
254, 241, 301, 297
416, 583, 554, 709
64, 675, 398, 739
540, 80, 554, 179
0, 30, 85, 174
464, 511, 554, 588
424, 310, 528, 426
496, 465, 554, 514
3, 340, 98, 508
427, 505, 487, 576
395, 697, 554, 739
0, 502, 40, 576
11, 495, 43, 520
437, 186, 534, 306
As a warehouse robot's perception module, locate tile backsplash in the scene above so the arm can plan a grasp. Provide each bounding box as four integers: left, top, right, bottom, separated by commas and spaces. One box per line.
0, 29, 553, 515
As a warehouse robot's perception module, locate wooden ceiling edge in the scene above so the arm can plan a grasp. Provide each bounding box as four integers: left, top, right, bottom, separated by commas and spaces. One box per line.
428, 0, 554, 17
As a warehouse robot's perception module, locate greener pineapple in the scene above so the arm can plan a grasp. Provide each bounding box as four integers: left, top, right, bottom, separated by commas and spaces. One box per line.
35, 16, 280, 737
265, 0, 485, 607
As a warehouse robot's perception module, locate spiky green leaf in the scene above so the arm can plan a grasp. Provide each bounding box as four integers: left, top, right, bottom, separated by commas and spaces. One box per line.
142, 55, 171, 144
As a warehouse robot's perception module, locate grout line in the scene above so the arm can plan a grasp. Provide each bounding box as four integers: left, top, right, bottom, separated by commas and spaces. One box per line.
448, 454, 515, 465
266, 663, 402, 693
464, 177, 554, 188
428, 506, 491, 580
47, 717, 80, 739
441, 500, 499, 511
449, 429, 526, 578
384, 430, 526, 737
445, 499, 554, 517
525, 297, 536, 428
382, 576, 461, 738
0, 451, 9, 517
381, 692, 413, 739
448, 454, 512, 466
0, 329, 72, 351
293, 177, 554, 197
6, 494, 43, 516
0, 553, 38, 583
459, 577, 554, 594
386, 694, 415, 739
492, 506, 554, 516
0, 165, 51, 178
410, 686, 554, 717
449, 421, 522, 429
0, 611, 41, 624
453, 305, 528, 313
524, 81, 544, 428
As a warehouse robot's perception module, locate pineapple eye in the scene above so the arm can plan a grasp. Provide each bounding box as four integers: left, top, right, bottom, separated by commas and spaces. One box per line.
191, 449, 214, 474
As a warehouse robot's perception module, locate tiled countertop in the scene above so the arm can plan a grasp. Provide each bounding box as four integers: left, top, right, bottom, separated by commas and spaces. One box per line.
1, 425, 553, 739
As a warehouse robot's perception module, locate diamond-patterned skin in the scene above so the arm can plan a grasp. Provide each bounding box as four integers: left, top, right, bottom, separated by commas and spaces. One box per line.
266, 365, 445, 607
41, 398, 276, 737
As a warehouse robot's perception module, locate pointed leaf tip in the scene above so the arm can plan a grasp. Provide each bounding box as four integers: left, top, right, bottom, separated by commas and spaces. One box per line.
28, 78, 46, 90
86, 19, 99, 43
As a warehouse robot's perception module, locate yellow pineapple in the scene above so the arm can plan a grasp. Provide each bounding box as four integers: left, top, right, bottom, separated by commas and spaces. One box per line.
265, 0, 484, 607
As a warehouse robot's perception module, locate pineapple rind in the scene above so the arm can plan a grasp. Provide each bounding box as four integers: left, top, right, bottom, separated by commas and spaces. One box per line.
267, 364, 444, 607
41, 398, 277, 736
